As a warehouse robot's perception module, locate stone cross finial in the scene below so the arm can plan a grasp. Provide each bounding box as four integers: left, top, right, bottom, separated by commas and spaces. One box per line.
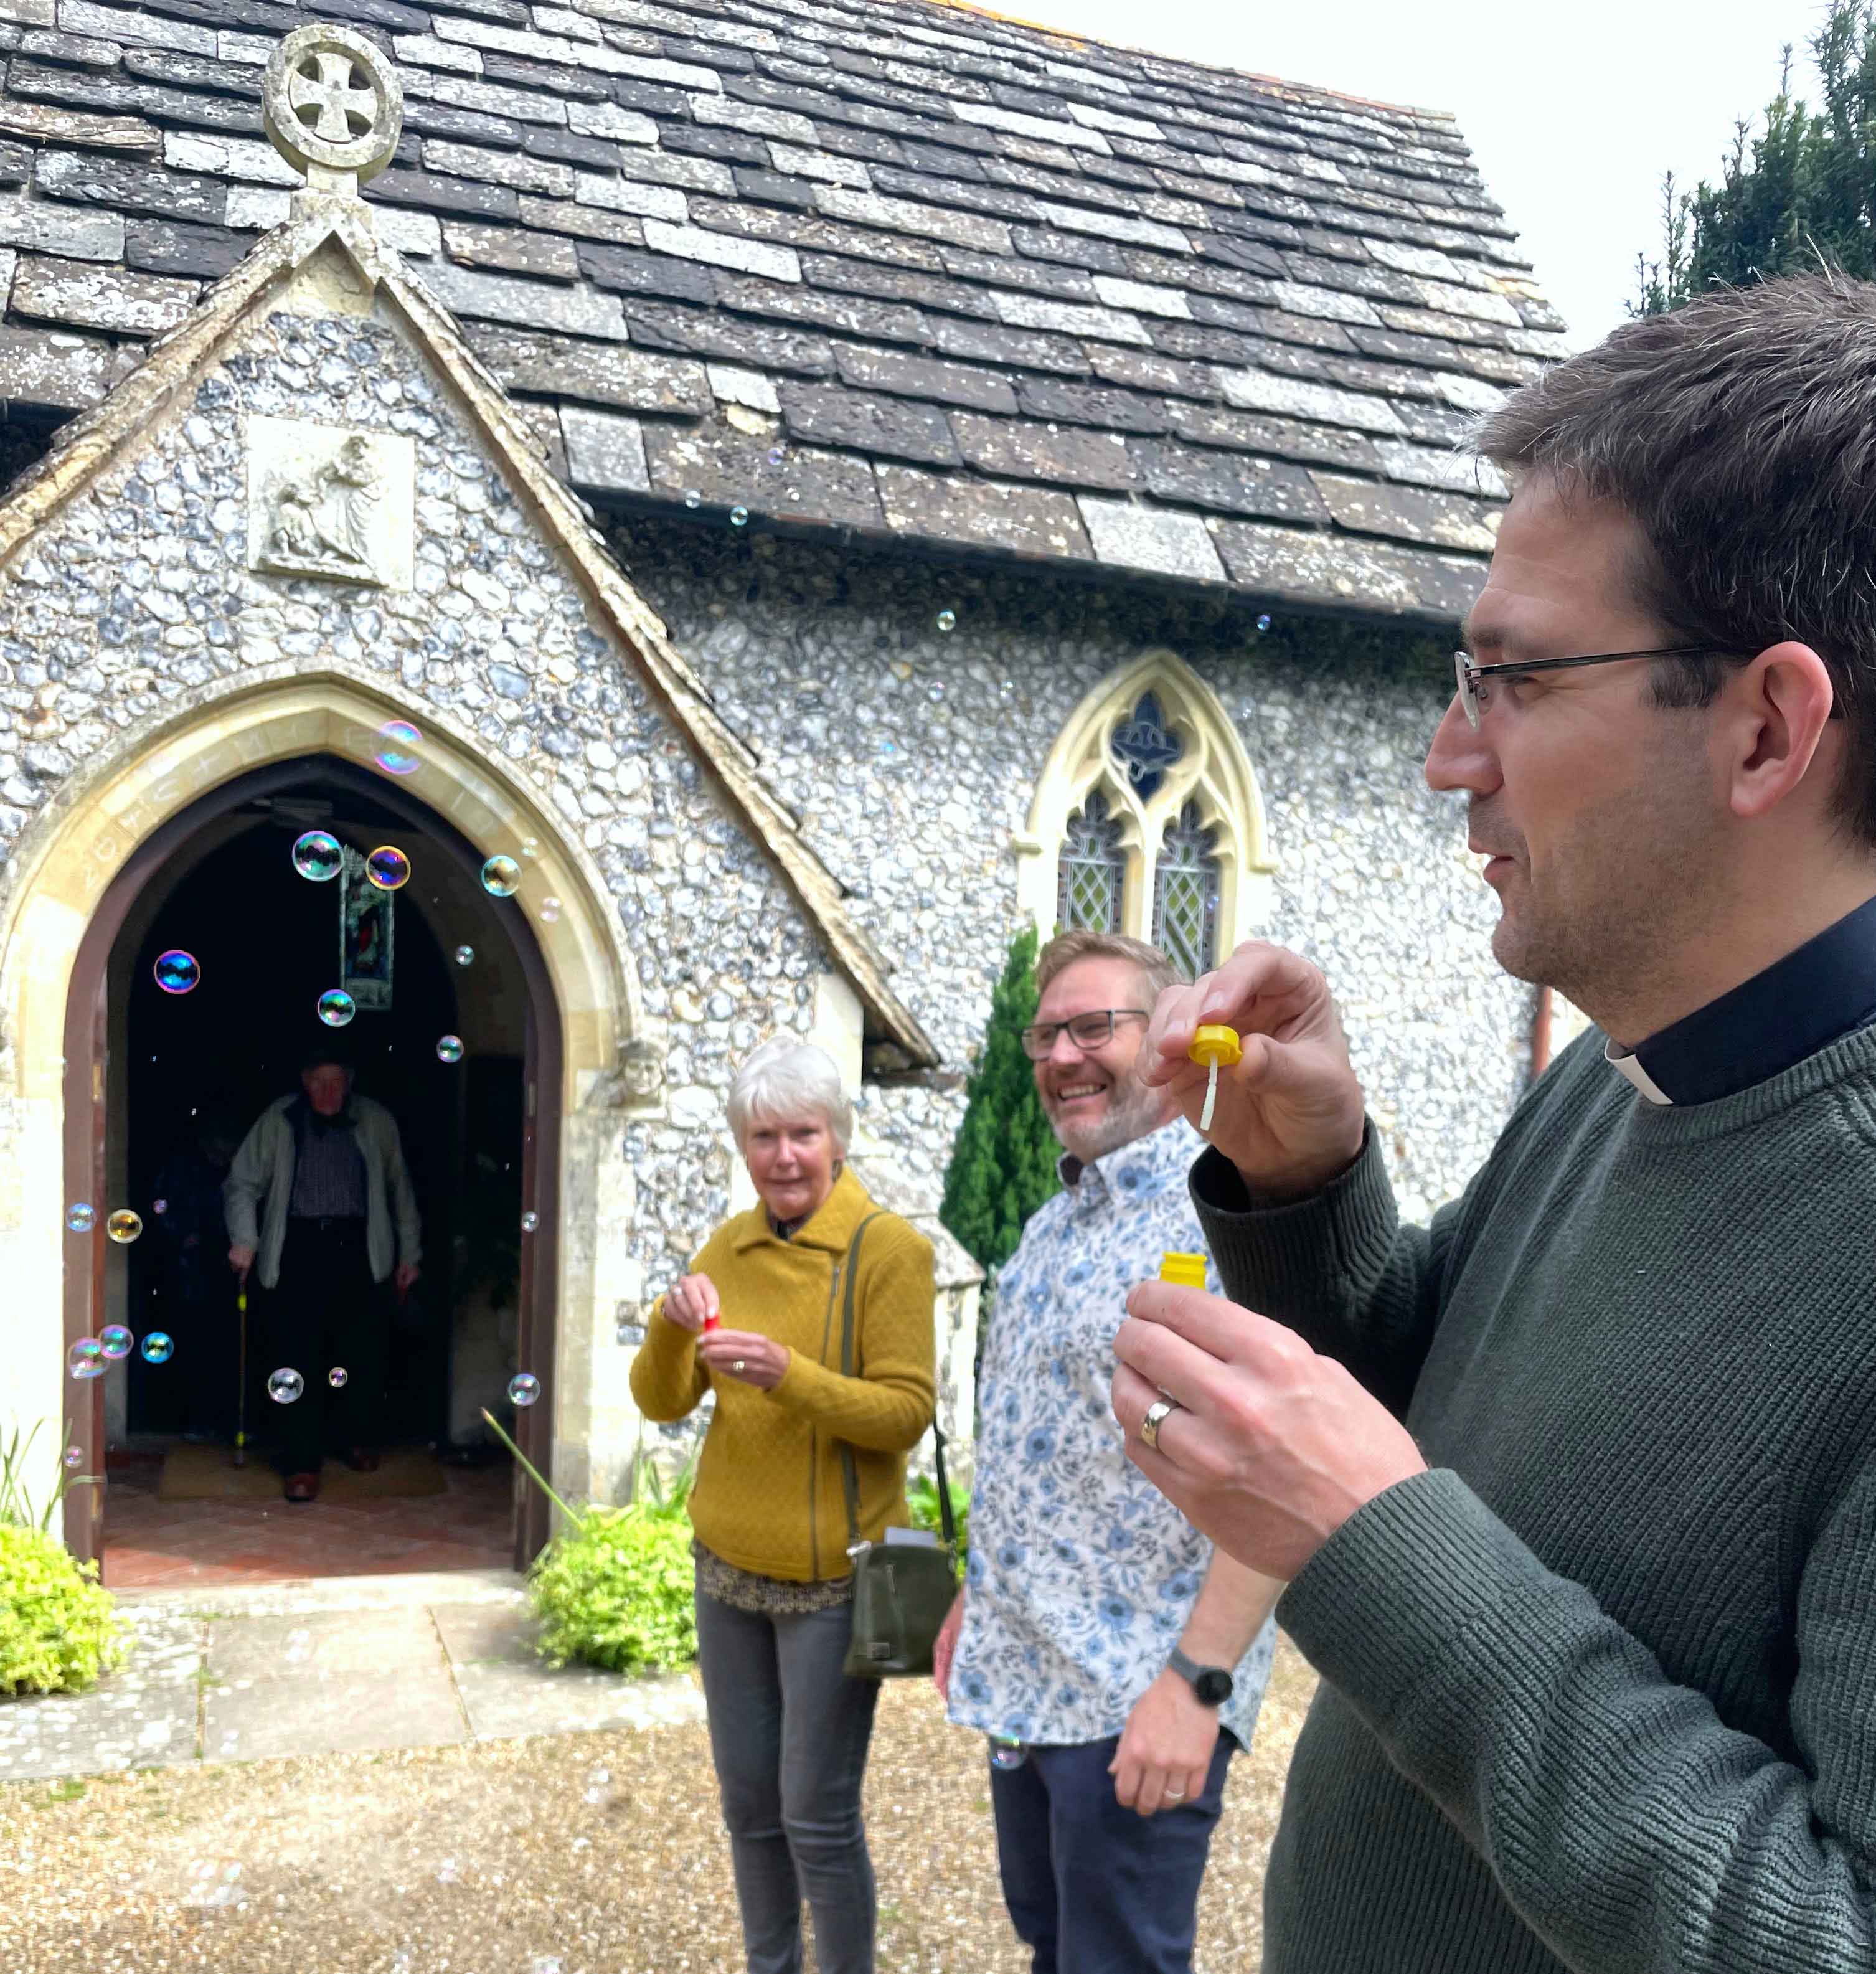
263, 24, 403, 197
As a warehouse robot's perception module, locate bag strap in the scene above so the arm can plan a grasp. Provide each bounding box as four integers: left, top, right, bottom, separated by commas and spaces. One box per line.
836, 1213, 955, 1558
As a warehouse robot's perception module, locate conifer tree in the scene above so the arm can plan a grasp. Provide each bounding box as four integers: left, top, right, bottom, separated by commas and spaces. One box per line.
1633, 1, 1876, 315
940, 925, 1062, 1273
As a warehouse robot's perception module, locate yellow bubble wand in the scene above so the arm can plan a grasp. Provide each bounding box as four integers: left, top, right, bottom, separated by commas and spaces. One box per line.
1188, 1024, 1241, 1133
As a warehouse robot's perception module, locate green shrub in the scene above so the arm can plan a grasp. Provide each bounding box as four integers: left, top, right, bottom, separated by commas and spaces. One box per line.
528, 1505, 697, 1673
0, 1522, 126, 1696
907, 1473, 970, 1572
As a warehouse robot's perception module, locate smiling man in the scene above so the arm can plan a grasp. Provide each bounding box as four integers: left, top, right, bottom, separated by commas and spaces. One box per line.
933, 929, 1283, 1974
1109, 273, 1876, 1972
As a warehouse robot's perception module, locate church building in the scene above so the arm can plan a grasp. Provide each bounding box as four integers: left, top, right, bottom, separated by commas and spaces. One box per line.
0, 0, 1563, 1572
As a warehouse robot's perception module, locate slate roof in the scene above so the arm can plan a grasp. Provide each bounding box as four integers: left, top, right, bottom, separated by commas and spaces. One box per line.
0, 0, 1566, 625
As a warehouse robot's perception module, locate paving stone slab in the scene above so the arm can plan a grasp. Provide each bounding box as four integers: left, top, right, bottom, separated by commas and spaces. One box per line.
451, 1655, 704, 1741
205, 1608, 455, 1684
203, 1666, 468, 1764
0, 1607, 202, 1784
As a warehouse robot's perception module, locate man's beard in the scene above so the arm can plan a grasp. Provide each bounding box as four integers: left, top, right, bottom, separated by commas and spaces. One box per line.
1049, 1065, 1169, 1166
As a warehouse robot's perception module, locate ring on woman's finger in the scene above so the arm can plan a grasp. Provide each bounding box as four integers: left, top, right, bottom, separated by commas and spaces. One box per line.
1165, 1787, 1185, 1800
732, 1358, 746, 1374
1139, 1397, 1181, 1450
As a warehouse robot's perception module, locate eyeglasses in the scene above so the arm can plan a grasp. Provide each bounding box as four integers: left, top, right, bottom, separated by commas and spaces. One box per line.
1453, 644, 1768, 730
1019, 1009, 1150, 1060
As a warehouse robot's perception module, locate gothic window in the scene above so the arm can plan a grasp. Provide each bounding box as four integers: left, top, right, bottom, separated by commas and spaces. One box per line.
1110, 692, 1183, 801
1152, 801, 1221, 978
1056, 790, 1126, 933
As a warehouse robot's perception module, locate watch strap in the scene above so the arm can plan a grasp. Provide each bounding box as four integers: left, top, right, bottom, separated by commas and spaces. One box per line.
1167, 1645, 1230, 1701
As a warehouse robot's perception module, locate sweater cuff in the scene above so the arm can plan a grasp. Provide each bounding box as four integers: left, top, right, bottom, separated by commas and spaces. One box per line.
1190, 1122, 1398, 1305
1275, 1467, 1557, 1744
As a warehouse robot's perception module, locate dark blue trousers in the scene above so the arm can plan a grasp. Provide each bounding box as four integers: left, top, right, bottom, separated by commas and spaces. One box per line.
988, 1729, 1235, 1974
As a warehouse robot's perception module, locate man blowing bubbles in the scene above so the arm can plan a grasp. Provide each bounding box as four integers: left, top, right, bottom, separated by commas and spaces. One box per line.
1113, 275, 1876, 1972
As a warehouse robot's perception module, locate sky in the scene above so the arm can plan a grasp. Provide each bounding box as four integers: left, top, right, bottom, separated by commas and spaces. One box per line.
994, 0, 1835, 348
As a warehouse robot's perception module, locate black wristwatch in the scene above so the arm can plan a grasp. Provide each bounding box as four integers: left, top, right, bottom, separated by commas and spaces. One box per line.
1167, 1645, 1233, 1707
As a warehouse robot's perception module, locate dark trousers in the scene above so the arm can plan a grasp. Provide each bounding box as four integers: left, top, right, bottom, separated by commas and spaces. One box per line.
695, 1589, 881, 1974
261, 1219, 389, 1476
989, 1729, 1236, 1974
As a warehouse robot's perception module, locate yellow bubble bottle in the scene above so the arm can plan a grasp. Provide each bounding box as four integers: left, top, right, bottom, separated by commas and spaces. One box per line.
1159, 1251, 1208, 1290
1187, 1024, 1242, 1133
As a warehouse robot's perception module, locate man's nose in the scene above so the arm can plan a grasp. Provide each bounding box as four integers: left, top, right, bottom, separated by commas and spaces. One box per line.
1045, 1026, 1088, 1066
1424, 694, 1502, 798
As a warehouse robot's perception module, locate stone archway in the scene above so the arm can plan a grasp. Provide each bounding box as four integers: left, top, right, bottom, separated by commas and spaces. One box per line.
0, 668, 648, 1569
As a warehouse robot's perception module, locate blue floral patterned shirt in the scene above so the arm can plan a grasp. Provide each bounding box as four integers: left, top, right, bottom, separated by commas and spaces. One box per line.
948, 1117, 1278, 1750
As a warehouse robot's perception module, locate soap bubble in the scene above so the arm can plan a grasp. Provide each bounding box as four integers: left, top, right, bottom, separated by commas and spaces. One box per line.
1255, 613, 1272, 633
153, 1198, 169, 1216
65, 1202, 96, 1233
291, 831, 342, 882
141, 1331, 174, 1364
540, 896, 561, 923
453, 945, 474, 967
268, 1367, 304, 1405
106, 1209, 143, 1244
766, 446, 786, 466
435, 1035, 464, 1064
374, 720, 422, 776
317, 989, 356, 1028
521, 838, 541, 861
989, 1737, 1026, 1770
683, 489, 701, 510
63, 1445, 83, 1470
927, 682, 945, 702
481, 856, 520, 897
936, 608, 956, 631
730, 505, 748, 527
521, 1211, 539, 1233
154, 950, 200, 994
365, 845, 410, 890
507, 1372, 540, 1407
99, 1324, 134, 1360
68, 1338, 105, 1380
328, 1366, 348, 1389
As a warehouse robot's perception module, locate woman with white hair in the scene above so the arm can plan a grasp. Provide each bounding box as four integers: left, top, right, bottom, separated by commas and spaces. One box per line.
630, 1037, 937, 1974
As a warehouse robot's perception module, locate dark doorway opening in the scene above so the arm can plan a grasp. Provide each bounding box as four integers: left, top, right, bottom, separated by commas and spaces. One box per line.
63, 752, 563, 1579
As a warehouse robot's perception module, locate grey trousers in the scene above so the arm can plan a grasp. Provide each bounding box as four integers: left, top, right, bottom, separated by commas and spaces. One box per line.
695, 1589, 882, 1974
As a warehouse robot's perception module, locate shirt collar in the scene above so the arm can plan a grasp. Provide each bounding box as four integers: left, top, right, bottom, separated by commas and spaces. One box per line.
1605, 891, 1876, 1106
1057, 1116, 1196, 1193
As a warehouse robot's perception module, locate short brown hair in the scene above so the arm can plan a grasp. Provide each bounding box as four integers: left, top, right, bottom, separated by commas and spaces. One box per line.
1475, 273, 1876, 846
1035, 928, 1182, 1003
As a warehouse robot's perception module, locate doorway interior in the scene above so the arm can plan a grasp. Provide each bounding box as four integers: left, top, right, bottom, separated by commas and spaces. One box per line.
60, 753, 563, 1587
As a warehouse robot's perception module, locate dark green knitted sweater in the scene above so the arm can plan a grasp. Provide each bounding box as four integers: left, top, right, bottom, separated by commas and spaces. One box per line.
1192, 1023, 1876, 1973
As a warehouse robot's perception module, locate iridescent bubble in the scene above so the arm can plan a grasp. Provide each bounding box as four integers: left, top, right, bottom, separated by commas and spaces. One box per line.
106, 1209, 143, 1245
990, 1737, 1026, 1770
481, 856, 520, 898
507, 1372, 541, 1407
435, 1035, 464, 1064
154, 950, 200, 994
540, 897, 562, 923
766, 446, 786, 466
153, 1198, 169, 1216
521, 1211, 539, 1234
98, 1324, 134, 1361
374, 720, 422, 776
140, 1331, 174, 1365
927, 682, 945, 702
291, 831, 343, 882
936, 608, 956, 632
65, 1202, 96, 1234
68, 1338, 105, 1380
317, 989, 357, 1028
1255, 613, 1273, 633
730, 505, 748, 527
328, 1366, 348, 1389
453, 945, 474, 968
268, 1367, 304, 1405
683, 489, 701, 511
520, 838, 541, 861
63, 1445, 83, 1470
366, 845, 410, 890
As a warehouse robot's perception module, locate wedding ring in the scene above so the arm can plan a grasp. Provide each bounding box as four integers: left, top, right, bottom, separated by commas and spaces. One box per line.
1166, 1787, 1186, 1800
1139, 1397, 1179, 1450
732, 1359, 746, 1374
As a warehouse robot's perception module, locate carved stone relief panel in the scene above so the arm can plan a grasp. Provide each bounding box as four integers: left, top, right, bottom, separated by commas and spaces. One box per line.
245, 415, 414, 589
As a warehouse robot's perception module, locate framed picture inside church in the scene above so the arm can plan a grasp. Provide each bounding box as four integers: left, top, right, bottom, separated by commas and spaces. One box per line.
338, 846, 394, 1013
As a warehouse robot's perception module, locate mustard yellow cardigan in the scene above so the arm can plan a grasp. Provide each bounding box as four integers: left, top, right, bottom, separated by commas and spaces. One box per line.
629, 1166, 938, 1583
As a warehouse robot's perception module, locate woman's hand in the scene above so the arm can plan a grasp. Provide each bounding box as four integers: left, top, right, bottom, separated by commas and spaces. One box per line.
699, 1329, 790, 1392
662, 1273, 720, 1333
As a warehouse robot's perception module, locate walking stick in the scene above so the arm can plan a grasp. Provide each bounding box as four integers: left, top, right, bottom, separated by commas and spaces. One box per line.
233, 1280, 248, 1469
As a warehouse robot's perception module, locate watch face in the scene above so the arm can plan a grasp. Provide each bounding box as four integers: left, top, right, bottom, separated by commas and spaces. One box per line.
1195, 1669, 1233, 1706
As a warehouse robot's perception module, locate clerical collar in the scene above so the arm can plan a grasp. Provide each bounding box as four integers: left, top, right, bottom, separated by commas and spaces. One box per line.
1605, 892, 1876, 1106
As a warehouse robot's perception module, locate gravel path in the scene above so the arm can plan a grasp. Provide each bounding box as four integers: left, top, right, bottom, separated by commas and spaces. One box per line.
0, 1634, 1317, 1973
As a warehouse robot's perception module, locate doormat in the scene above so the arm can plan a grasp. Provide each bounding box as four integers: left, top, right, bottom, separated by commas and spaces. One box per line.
157, 1443, 449, 1502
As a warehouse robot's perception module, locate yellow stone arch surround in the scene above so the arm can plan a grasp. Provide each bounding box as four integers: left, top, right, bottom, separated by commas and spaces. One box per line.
0, 665, 647, 1539
1014, 649, 1278, 956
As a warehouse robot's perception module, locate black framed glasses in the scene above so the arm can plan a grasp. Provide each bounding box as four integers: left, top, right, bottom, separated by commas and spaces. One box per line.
1453, 645, 1762, 730
1019, 1009, 1150, 1060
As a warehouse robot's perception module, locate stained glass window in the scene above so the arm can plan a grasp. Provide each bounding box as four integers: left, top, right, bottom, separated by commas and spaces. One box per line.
1109, 692, 1183, 801
1057, 790, 1125, 933
1152, 801, 1220, 978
